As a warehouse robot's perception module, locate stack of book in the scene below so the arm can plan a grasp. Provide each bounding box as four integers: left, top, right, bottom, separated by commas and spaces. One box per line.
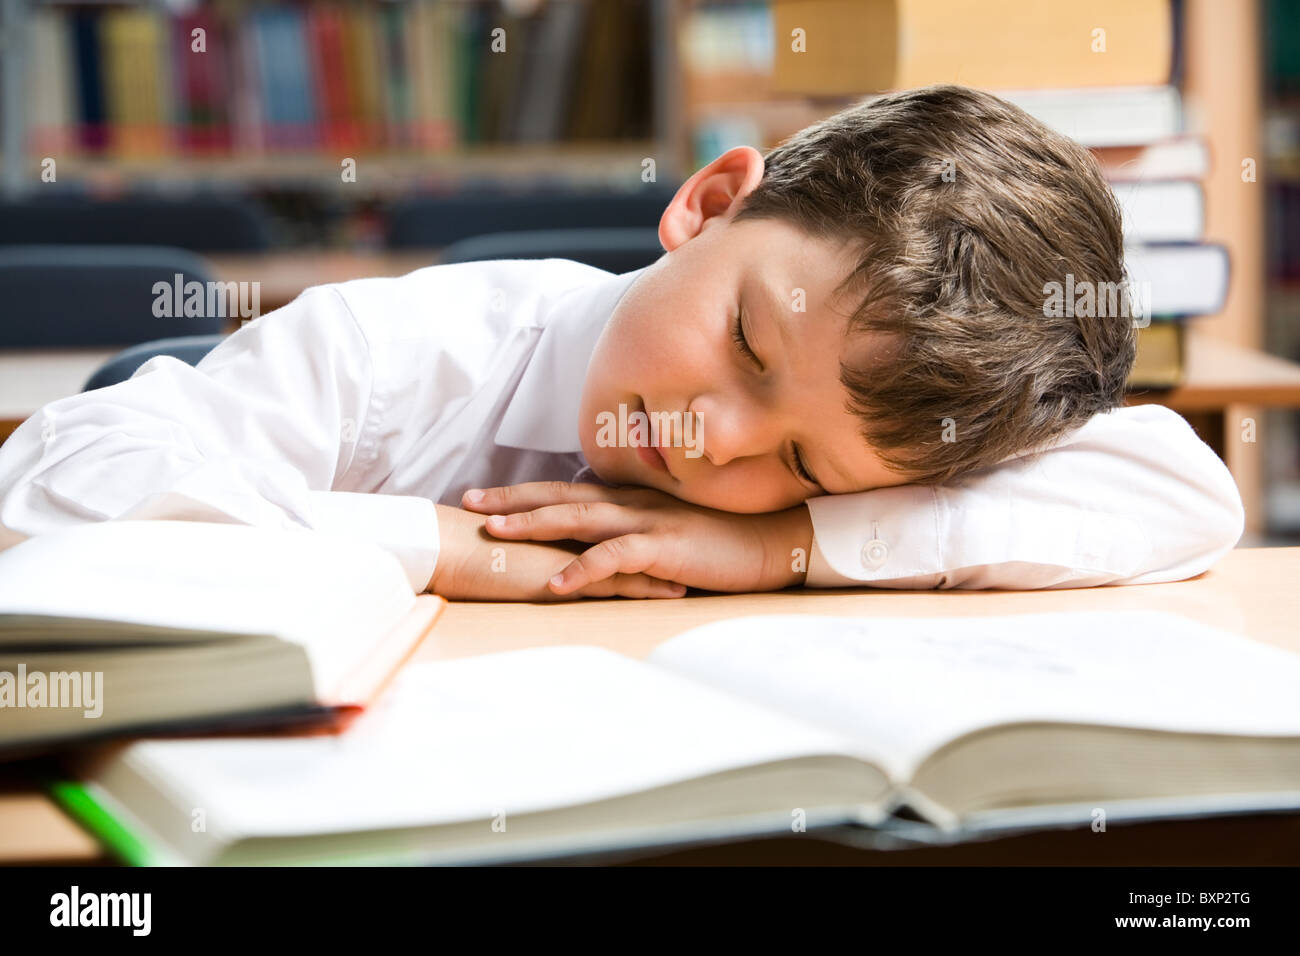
0, 520, 444, 756
765, 0, 1228, 388
6, 523, 1300, 865
25, 0, 651, 160
48, 609, 1300, 865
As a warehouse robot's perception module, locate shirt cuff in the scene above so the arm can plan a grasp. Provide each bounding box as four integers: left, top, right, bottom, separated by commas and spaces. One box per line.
307, 491, 439, 593
803, 485, 944, 586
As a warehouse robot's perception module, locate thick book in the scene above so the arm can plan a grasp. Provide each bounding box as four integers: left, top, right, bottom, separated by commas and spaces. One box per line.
512, 0, 589, 144
54, 611, 1300, 865
27, 8, 77, 157
1112, 180, 1203, 244
0, 520, 444, 756
71, 9, 108, 153
1093, 138, 1209, 182
1000, 85, 1182, 148
173, 10, 233, 154
307, 5, 353, 152
1124, 243, 1230, 318
771, 0, 1174, 95
1128, 320, 1185, 389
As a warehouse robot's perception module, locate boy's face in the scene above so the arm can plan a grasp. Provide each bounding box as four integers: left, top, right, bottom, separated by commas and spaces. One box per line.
579, 146, 912, 514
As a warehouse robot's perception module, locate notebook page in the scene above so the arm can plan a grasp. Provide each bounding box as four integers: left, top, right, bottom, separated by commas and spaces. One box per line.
121, 646, 873, 839
648, 610, 1300, 782
0, 519, 414, 693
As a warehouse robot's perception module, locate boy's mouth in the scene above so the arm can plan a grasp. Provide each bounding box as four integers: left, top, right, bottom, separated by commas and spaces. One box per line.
632, 397, 671, 476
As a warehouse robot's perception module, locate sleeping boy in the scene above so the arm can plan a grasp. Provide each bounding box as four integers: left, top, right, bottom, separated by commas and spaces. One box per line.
0, 86, 1244, 600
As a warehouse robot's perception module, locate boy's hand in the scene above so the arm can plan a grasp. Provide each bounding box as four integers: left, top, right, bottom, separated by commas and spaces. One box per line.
430, 504, 687, 601
460, 483, 814, 596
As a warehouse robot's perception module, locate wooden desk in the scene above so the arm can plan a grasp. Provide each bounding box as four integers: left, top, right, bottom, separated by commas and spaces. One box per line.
0, 348, 120, 443
1129, 333, 1300, 411
210, 250, 438, 314
4, 546, 1298, 866
1126, 332, 1300, 459
423, 545, 1300, 662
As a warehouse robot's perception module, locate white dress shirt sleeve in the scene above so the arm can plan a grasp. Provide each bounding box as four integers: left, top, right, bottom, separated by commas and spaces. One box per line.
804, 404, 1245, 589
0, 286, 439, 593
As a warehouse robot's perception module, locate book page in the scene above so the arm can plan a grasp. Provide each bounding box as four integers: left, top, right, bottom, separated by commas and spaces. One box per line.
0, 520, 413, 693
122, 646, 874, 839
648, 610, 1300, 782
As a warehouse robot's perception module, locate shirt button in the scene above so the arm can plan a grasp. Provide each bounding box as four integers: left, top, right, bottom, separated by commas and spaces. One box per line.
861, 538, 889, 570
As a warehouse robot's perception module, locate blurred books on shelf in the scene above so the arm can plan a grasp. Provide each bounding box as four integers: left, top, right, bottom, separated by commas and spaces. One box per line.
999, 86, 1183, 149
1126, 244, 1230, 319
681, 0, 775, 169
1111, 179, 1203, 244
1128, 321, 1184, 391
1092, 138, 1209, 181
1126, 245, 1231, 389
1264, 0, 1300, 534
23, 0, 653, 174
770, 0, 1174, 95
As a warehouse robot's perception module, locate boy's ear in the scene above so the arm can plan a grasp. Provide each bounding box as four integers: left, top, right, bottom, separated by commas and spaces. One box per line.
658, 146, 765, 253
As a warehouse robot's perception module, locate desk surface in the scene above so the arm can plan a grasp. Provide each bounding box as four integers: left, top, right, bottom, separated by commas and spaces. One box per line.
1126, 330, 1300, 410
421, 545, 1300, 662
5, 545, 1294, 866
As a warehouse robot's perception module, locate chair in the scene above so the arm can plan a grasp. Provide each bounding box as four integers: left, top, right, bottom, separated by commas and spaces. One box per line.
0, 246, 225, 348
438, 227, 664, 274
0, 194, 273, 252
386, 187, 675, 248
82, 334, 226, 392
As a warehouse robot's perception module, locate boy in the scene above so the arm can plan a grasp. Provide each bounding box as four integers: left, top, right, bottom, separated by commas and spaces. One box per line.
0, 87, 1243, 600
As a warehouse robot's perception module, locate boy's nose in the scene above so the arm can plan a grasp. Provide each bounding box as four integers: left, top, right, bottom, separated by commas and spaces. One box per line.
690, 395, 770, 468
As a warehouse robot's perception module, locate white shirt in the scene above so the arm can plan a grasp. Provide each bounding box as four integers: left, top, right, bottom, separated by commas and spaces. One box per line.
0, 258, 1244, 593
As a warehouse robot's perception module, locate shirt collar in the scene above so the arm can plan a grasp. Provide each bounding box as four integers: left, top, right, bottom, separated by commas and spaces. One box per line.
495, 264, 647, 454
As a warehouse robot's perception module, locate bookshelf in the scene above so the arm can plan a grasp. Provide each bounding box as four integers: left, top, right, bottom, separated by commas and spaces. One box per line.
0, 0, 684, 197
1264, 0, 1300, 536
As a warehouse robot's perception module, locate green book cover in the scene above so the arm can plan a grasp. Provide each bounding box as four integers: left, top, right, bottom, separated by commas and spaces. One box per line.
48, 779, 155, 867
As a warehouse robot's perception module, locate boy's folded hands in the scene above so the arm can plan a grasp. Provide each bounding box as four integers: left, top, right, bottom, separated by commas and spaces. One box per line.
429, 503, 684, 601
449, 482, 814, 600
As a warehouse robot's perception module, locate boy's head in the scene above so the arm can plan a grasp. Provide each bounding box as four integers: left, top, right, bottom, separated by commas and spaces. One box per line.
579, 85, 1134, 513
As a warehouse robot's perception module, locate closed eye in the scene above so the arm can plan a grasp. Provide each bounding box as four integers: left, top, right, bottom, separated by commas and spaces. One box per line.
731, 305, 763, 370
791, 442, 821, 489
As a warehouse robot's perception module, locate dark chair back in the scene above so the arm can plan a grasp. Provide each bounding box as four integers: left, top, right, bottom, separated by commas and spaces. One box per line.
82, 333, 226, 392
439, 228, 663, 274
386, 187, 674, 248
0, 246, 223, 348
0, 194, 273, 252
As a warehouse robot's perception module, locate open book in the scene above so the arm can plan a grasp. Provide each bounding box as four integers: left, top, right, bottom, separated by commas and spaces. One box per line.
0, 520, 444, 754
55, 609, 1300, 865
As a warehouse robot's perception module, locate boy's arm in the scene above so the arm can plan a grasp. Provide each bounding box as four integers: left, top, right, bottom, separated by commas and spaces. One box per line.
803, 403, 1244, 589
467, 404, 1244, 592
0, 286, 440, 593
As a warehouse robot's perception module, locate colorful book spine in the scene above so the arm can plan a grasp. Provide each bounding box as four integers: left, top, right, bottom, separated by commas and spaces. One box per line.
29, 0, 647, 161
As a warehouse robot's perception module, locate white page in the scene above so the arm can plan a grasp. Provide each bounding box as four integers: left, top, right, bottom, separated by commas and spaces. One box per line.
648, 610, 1300, 782
124, 646, 871, 839
0, 519, 414, 691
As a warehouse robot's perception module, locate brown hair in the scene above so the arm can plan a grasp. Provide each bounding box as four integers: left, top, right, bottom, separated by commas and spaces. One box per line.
733, 84, 1134, 485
